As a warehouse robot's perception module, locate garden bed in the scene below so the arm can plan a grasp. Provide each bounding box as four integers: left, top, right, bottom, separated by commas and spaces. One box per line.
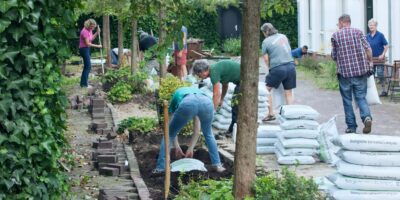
130, 132, 233, 199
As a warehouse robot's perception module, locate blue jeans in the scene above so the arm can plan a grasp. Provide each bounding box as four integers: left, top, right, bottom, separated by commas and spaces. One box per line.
155, 93, 221, 170
79, 47, 91, 87
338, 75, 372, 130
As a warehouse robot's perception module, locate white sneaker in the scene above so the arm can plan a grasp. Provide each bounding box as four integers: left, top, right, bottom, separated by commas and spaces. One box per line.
210, 164, 226, 173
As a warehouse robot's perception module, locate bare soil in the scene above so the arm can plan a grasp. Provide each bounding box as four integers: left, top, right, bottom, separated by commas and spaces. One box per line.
130, 132, 233, 199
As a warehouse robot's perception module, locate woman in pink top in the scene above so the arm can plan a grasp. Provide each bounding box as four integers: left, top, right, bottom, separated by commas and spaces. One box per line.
79, 19, 102, 88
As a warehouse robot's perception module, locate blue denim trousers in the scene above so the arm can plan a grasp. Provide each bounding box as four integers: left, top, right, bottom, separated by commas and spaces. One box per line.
155, 93, 221, 170
79, 47, 91, 87
338, 75, 372, 130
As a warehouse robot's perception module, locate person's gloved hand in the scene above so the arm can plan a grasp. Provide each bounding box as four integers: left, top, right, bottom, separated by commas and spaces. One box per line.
181, 26, 187, 34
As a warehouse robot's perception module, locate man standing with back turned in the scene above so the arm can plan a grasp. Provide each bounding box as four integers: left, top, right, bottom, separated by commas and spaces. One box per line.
331, 14, 374, 134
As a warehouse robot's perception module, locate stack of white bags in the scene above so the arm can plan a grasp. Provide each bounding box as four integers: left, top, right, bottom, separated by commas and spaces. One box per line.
326, 134, 400, 200
199, 79, 269, 131
255, 125, 281, 154
274, 105, 320, 165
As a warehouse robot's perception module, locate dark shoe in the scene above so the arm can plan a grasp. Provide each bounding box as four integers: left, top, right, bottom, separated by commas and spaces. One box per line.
379, 91, 388, 97
363, 117, 372, 134
345, 128, 356, 134
151, 168, 164, 177
262, 115, 276, 122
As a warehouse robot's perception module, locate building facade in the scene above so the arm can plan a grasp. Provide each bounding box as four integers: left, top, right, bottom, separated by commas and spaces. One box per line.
297, 0, 400, 62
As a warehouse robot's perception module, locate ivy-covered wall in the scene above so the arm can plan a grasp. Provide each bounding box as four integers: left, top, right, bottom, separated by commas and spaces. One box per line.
0, 0, 79, 198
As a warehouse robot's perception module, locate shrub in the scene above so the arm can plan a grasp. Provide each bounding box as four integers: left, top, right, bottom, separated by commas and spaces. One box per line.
223, 38, 241, 56
175, 168, 324, 200
117, 117, 157, 134
253, 167, 324, 200
127, 70, 149, 94
101, 67, 130, 91
0, 0, 80, 198
316, 60, 339, 90
107, 82, 133, 103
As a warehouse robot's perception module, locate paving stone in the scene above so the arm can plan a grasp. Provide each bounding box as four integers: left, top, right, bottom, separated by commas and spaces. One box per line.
106, 163, 127, 174
92, 113, 105, 120
99, 167, 119, 176
107, 132, 118, 140
92, 108, 105, 114
93, 122, 107, 129
92, 151, 116, 160
102, 129, 112, 135
92, 141, 113, 149
98, 155, 118, 163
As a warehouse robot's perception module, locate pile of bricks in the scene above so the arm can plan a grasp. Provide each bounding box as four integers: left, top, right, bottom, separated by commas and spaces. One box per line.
89, 97, 106, 120
92, 138, 128, 177
98, 186, 139, 200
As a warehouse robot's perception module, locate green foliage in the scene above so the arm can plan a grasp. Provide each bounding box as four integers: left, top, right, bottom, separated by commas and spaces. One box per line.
254, 167, 324, 200
107, 82, 133, 103
261, 0, 298, 48
223, 38, 241, 56
0, 0, 81, 198
176, 168, 324, 200
158, 75, 191, 102
299, 57, 339, 90
102, 67, 149, 97
117, 117, 157, 134
175, 178, 234, 200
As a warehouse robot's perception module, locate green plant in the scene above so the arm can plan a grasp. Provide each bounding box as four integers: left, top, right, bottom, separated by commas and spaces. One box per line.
254, 167, 324, 200
298, 58, 339, 90
299, 56, 323, 72
101, 67, 130, 90
0, 0, 80, 198
107, 82, 133, 103
117, 117, 157, 134
223, 38, 241, 56
159, 75, 191, 102
127, 70, 149, 94
175, 178, 234, 200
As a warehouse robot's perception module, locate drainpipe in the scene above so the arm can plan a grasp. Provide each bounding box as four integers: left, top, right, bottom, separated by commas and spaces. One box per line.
388, 0, 392, 62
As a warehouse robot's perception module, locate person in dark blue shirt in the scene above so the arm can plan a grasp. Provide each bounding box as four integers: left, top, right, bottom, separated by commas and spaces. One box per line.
291, 45, 308, 65
366, 18, 389, 96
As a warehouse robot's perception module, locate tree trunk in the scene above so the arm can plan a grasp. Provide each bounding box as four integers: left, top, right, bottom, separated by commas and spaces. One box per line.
117, 20, 124, 67
158, 7, 167, 78
103, 15, 111, 68
131, 19, 138, 74
233, 0, 261, 199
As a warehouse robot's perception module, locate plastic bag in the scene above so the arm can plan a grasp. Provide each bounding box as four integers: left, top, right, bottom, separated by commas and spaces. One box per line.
275, 148, 316, 165
257, 125, 281, 138
280, 129, 319, 139
336, 150, 400, 166
171, 158, 207, 172
336, 160, 400, 180
277, 135, 320, 148
332, 134, 400, 152
318, 117, 340, 164
256, 146, 275, 154
328, 173, 400, 191
275, 140, 318, 156
279, 104, 320, 120
278, 116, 319, 130
328, 186, 400, 200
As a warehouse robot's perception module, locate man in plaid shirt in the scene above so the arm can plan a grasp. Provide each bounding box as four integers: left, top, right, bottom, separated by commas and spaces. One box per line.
331, 14, 374, 134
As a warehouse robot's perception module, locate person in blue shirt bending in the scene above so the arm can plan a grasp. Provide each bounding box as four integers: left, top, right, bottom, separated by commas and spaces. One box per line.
366, 18, 389, 97
152, 86, 225, 175
291, 45, 308, 65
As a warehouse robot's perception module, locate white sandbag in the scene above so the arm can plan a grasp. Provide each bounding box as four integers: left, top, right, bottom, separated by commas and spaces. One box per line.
227, 83, 236, 93
366, 75, 382, 105
336, 160, 400, 180
222, 104, 232, 112
278, 116, 319, 130
328, 186, 400, 200
256, 146, 275, 154
328, 173, 400, 191
258, 101, 268, 108
318, 117, 340, 164
279, 104, 320, 120
280, 129, 319, 139
258, 107, 268, 114
332, 134, 400, 152
336, 150, 400, 167
258, 82, 268, 97
257, 125, 281, 138
219, 108, 232, 118
214, 114, 231, 125
257, 138, 278, 146
212, 121, 229, 130
225, 93, 233, 100
258, 95, 268, 102
275, 149, 316, 165
277, 135, 320, 148
275, 141, 318, 156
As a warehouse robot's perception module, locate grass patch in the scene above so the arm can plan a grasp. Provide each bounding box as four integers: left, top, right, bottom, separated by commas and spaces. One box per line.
298, 57, 339, 90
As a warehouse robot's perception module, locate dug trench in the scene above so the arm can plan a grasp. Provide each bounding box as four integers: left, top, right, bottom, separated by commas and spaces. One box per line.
130, 132, 233, 199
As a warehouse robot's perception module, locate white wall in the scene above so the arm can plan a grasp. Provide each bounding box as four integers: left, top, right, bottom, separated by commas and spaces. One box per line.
297, 0, 400, 63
